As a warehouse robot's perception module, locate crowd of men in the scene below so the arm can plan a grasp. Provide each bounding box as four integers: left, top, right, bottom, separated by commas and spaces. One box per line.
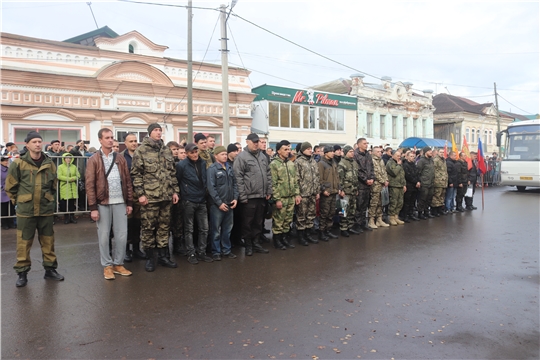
3, 125, 480, 287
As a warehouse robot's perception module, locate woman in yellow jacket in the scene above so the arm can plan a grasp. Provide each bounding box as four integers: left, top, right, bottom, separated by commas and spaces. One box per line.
57, 153, 80, 224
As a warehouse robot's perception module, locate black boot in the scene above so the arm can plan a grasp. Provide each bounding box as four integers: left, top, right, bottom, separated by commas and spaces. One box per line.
318, 230, 329, 242
145, 248, 157, 272
400, 216, 411, 223
361, 222, 373, 231
297, 230, 309, 246
44, 269, 64, 281
64, 214, 70, 224
340, 230, 350, 237
158, 247, 178, 268
304, 228, 319, 243
124, 244, 133, 263
433, 207, 440, 217
418, 212, 427, 220
281, 232, 295, 249
325, 230, 338, 239
252, 237, 270, 253
172, 237, 183, 255
16, 272, 28, 287
427, 210, 435, 218
273, 233, 286, 250
69, 214, 77, 223
132, 240, 147, 259
245, 238, 253, 256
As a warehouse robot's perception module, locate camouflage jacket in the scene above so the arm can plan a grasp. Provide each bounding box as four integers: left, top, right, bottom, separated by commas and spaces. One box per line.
270, 156, 299, 201
433, 154, 448, 188
386, 158, 406, 188
5, 151, 57, 217
338, 156, 359, 195
131, 137, 179, 203
199, 149, 215, 169
294, 153, 320, 197
318, 156, 341, 194
372, 154, 388, 187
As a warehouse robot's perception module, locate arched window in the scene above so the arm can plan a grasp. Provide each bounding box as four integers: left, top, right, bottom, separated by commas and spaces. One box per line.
489, 130, 493, 145
484, 130, 488, 146
129, 44, 134, 53
465, 128, 470, 143
4, 46, 12, 56
27, 50, 33, 58
471, 128, 476, 143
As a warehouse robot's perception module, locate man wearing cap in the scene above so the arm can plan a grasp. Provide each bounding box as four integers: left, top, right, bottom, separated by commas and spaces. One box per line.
176, 143, 213, 264
294, 141, 320, 245
47, 140, 65, 166
207, 145, 238, 260
318, 145, 342, 241
338, 145, 361, 236
5, 131, 64, 287
194, 133, 215, 169
353, 138, 374, 232
416, 146, 435, 219
131, 123, 180, 271
233, 133, 272, 256
270, 140, 302, 249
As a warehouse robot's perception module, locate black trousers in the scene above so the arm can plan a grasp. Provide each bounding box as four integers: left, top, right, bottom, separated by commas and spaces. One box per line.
403, 189, 417, 216
241, 198, 266, 247
417, 186, 434, 213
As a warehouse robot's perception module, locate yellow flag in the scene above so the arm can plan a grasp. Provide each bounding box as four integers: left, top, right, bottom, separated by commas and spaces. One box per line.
451, 133, 458, 154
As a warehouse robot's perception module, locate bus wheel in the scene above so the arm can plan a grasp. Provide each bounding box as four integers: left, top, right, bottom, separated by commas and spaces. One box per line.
517, 186, 526, 192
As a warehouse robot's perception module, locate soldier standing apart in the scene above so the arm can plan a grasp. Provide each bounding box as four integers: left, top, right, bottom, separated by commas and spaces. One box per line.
233, 133, 272, 256
430, 149, 448, 216
270, 140, 302, 249
207, 146, 238, 260
337, 145, 361, 237
6, 131, 64, 287
318, 145, 342, 241
131, 123, 179, 272
385, 149, 406, 226
416, 146, 435, 219
86, 128, 134, 280
368, 147, 390, 229
402, 150, 420, 221
294, 142, 320, 245
353, 138, 374, 232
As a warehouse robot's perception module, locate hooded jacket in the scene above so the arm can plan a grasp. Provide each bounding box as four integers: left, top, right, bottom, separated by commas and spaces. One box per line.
57, 153, 80, 200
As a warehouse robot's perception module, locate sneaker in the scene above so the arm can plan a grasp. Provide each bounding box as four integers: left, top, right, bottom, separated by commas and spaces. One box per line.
112, 265, 132, 276
224, 252, 237, 259
187, 254, 199, 265
212, 254, 222, 261
104, 266, 115, 280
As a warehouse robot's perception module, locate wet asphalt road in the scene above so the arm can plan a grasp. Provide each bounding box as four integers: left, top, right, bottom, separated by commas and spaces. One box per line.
1, 186, 539, 359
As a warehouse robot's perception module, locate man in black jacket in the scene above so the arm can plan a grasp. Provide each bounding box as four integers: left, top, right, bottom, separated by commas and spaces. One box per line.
455, 152, 469, 212
353, 138, 374, 231
465, 152, 478, 210
402, 150, 420, 221
445, 151, 459, 213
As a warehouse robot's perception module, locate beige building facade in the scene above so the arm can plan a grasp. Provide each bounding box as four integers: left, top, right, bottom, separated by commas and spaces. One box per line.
1, 27, 255, 150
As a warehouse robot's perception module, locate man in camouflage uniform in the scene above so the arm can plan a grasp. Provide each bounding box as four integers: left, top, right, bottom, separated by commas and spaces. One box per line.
194, 133, 214, 169
338, 145, 361, 237
430, 148, 448, 216
386, 149, 406, 226
6, 131, 64, 287
368, 147, 389, 229
294, 142, 319, 245
270, 140, 302, 249
416, 146, 435, 219
131, 123, 179, 272
318, 145, 342, 241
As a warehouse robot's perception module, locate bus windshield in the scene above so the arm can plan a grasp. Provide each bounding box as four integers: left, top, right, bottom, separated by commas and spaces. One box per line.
506, 133, 540, 161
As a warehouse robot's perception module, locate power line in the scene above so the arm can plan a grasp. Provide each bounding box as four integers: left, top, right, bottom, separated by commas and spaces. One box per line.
496, 92, 535, 114
116, 0, 218, 11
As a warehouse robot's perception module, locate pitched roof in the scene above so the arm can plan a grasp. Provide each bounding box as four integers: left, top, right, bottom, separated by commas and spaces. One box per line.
63, 26, 119, 46
433, 93, 493, 115
498, 110, 531, 121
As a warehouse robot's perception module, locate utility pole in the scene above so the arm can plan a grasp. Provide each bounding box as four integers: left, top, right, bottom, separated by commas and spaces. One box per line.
187, 0, 193, 143
494, 82, 502, 156
220, 3, 230, 145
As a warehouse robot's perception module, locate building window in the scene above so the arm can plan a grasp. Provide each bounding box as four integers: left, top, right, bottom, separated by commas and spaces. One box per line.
291, 104, 301, 128
380, 115, 386, 139
413, 118, 419, 137
269, 102, 279, 127
116, 130, 149, 145
466, 128, 470, 143
455, 128, 461, 145
484, 130, 488, 146
366, 113, 373, 137
319, 108, 328, 130
129, 44, 134, 54
392, 116, 397, 139
403, 118, 408, 138
471, 129, 476, 143
14, 127, 81, 146
280, 103, 290, 127
178, 131, 222, 146
268, 101, 343, 131
422, 119, 427, 138
308, 107, 316, 129
489, 130, 493, 144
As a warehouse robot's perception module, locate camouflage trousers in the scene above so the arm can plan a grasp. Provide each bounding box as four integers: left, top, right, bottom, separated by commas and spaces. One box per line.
319, 193, 336, 232
295, 195, 317, 231
272, 196, 295, 234
368, 185, 383, 218
14, 216, 58, 273
340, 193, 357, 231
170, 201, 184, 238
388, 187, 404, 216
140, 201, 172, 249
431, 187, 446, 207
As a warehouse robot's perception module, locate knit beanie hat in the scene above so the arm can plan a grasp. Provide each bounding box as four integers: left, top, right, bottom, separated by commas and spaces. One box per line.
343, 145, 353, 155
194, 133, 207, 143
276, 140, 290, 152
25, 131, 42, 143
333, 144, 342, 151
147, 123, 162, 134
227, 143, 238, 154
214, 146, 227, 155
300, 141, 312, 153
422, 146, 432, 154
323, 144, 334, 154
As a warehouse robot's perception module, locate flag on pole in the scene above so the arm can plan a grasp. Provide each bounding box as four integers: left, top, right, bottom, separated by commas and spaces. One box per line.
462, 135, 473, 170
450, 133, 458, 154
477, 138, 487, 174
444, 141, 448, 158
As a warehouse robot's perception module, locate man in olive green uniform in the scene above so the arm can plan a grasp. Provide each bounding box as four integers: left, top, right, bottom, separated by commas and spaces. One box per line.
294, 141, 320, 245
337, 145, 361, 237
368, 147, 389, 229
318, 145, 343, 240
270, 140, 302, 249
6, 131, 64, 287
131, 123, 180, 272
386, 149, 406, 226
416, 146, 435, 219
430, 148, 448, 216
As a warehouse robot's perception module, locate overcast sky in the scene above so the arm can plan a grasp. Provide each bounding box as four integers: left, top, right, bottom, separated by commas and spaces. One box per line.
2, 0, 539, 115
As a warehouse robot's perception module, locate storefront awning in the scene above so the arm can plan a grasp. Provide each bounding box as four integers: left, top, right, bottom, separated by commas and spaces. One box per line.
399, 137, 448, 149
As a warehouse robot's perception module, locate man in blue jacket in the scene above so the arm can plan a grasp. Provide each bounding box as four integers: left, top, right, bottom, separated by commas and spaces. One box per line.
176, 143, 213, 264
207, 146, 239, 261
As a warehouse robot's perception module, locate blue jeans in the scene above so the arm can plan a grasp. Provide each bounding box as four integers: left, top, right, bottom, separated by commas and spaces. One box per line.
183, 201, 208, 256
209, 204, 234, 255
445, 187, 456, 211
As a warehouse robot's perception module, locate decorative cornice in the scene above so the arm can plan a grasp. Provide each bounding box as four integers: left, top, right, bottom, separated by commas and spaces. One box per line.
94, 31, 168, 52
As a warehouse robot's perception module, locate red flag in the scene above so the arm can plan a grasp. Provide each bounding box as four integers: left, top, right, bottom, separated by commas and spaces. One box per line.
477, 138, 487, 174
444, 141, 448, 159
462, 136, 473, 170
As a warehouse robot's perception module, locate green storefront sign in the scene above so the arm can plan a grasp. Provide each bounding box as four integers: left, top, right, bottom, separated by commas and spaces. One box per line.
252, 85, 357, 110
